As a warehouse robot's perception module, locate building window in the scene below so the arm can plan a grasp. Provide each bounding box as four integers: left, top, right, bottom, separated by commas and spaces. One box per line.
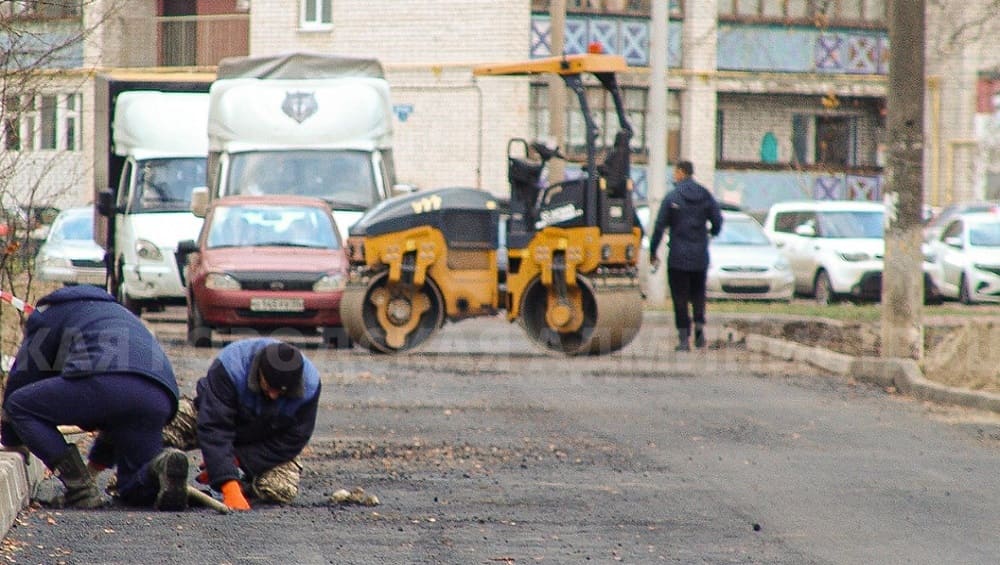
301, 0, 332, 29
718, 0, 885, 26
0, 0, 80, 19
2, 93, 82, 152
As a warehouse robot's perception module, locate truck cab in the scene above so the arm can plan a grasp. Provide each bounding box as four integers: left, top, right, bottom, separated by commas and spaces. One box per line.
204, 53, 400, 241
101, 90, 210, 314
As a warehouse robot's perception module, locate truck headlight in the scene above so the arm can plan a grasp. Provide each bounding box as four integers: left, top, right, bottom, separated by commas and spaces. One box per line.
205, 272, 241, 290
313, 273, 346, 292
135, 239, 163, 261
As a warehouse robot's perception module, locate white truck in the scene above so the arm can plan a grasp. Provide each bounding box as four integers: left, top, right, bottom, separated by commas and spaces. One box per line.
201, 52, 401, 240
95, 78, 211, 314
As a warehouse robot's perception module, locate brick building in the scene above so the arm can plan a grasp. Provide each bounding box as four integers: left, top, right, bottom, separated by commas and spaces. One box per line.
1, 1, 999, 216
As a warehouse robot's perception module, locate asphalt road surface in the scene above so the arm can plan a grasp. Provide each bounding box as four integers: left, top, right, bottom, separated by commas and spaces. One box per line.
3, 308, 1000, 565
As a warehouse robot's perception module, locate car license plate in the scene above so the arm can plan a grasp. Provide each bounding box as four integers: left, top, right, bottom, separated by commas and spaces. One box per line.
250, 297, 305, 312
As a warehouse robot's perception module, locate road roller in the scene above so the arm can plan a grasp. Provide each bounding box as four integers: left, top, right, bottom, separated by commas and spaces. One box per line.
340, 53, 643, 355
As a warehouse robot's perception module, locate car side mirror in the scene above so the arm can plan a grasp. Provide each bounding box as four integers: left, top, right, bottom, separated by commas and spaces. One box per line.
190, 187, 209, 218
96, 188, 116, 217
943, 236, 962, 248
794, 224, 816, 237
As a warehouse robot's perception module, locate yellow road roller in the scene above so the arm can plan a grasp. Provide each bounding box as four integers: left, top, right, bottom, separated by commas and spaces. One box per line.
340, 53, 643, 355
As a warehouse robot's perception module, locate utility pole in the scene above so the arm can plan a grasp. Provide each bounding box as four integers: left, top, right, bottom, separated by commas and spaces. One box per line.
645, 0, 669, 306
881, 0, 925, 360
547, 0, 566, 183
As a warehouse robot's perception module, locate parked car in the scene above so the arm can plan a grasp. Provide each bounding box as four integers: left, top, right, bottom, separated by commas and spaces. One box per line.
762, 200, 939, 304
923, 201, 1000, 243
923, 210, 1000, 304
177, 195, 350, 348
707, 209, 793, 301
34, 206, 106, 286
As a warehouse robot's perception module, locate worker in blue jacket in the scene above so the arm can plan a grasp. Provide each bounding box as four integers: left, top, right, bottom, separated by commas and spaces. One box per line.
649, 160, 724, 351
0, 286, 188, 510
193, 338, 320, 510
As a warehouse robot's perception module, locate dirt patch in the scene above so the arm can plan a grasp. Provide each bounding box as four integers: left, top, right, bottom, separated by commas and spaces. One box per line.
723, 317, 1000, 394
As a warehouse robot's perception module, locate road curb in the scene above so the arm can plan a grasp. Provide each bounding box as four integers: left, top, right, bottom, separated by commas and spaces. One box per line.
0, 452, 43, 537
745, 334, 1000, 414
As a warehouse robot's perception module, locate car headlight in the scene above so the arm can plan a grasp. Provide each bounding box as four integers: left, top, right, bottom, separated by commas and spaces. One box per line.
774, 258, 790, 271
38, 255, 71, 268
135, 238, 163, 261
838, 251, 871, 262
313, 273, 346, 292
205, 272, 241, 290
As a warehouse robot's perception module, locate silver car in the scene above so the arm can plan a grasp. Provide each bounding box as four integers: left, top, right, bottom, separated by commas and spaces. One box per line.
35, 206, 106, 286
707, 210, 793, 301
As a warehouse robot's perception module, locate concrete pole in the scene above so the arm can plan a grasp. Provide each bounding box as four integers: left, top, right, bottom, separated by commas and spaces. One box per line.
881, 0, 925, 360
645, 0, 669, 307
547, 0, 566, 183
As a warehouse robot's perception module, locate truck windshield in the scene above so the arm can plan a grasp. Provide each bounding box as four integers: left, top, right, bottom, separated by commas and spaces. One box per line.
226, 150, 379, 210
133, 158, 207, 213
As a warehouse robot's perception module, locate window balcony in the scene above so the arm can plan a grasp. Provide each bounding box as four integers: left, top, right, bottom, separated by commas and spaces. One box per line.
157, 14, 249, 67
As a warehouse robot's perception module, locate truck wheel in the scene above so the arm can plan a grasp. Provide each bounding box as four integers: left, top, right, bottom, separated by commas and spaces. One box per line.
187, 301, 212, 348
116, 264, 142, 316
321, 326, 353, 350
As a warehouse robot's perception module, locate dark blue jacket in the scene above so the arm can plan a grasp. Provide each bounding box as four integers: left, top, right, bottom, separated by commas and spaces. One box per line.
1, 286, 179, 444
649, 178, 723, 272
195, 338, 321, 489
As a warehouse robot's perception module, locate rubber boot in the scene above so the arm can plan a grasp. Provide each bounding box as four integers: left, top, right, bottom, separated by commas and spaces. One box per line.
675, 328, 691, 352
148, 447, 189, 511
53, 445, 105, 509
694, 323, 706, 349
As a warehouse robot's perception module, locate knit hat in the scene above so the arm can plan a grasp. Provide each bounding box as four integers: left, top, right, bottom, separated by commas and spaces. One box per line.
256, 342, 305, 397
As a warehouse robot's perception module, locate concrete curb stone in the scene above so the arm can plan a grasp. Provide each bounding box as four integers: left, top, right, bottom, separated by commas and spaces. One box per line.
0, 452, 43, 537
744, 333, 1000, 414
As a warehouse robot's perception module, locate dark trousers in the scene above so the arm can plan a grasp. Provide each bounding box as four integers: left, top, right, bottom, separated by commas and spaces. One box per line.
4, 373, 174, 505
667, 268, 707, 330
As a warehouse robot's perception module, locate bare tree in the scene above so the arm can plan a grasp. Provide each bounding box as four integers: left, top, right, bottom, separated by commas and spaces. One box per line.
0, 1, 118, 355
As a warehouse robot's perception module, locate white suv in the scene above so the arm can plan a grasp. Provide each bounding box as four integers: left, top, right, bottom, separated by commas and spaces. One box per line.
762, 200, 938, 304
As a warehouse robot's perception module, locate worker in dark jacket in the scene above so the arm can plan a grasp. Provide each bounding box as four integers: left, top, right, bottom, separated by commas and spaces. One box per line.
649, 160, 724, 351
0, 286, 188, 510
193, 338, 320, 510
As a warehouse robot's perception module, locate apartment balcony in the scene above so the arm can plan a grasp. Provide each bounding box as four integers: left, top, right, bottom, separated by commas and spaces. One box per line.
158, 14, 249, 67
531, 0, 652, 16
112, 13, 248, 68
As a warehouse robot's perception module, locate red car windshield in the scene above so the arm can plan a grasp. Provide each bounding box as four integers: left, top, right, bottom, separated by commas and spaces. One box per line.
206, 205, 340, 249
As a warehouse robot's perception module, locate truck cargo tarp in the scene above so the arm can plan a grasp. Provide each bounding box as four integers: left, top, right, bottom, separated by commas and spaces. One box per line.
217, 52, 384, 80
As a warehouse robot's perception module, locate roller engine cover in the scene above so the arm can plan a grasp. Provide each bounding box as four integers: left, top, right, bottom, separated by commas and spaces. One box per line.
349, 187, 499, 250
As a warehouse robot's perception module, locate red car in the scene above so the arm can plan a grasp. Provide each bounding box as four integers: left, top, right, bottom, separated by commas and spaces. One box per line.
179, 195, 350, 348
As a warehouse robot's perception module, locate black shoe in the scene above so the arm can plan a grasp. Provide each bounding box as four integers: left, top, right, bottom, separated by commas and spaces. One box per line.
694, 328, 706, 349
150, 448, 189, 511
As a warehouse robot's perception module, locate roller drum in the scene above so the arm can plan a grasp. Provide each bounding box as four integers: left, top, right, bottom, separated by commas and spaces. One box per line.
341, 270, 445, 354
518, 275, 642, 356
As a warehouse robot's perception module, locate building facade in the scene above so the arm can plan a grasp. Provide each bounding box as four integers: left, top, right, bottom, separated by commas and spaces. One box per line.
1, 1, 998, 217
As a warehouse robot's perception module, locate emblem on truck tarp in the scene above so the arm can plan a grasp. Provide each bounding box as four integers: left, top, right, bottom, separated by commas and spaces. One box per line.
282, 91, 318, 124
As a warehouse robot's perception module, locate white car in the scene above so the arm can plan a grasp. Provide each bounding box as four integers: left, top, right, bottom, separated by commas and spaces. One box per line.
35, 206, 106, 287
762, 200, 939, 304
707, 210, 793, 301
924, 211, 1000, 303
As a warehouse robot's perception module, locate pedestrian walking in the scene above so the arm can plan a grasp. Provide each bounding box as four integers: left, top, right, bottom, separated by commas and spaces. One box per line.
167, 338, 321, 511
0, 286, 188, 510
649, 160, 723, 351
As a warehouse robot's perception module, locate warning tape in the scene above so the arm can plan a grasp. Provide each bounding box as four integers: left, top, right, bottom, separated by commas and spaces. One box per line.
0, 291, 34, 315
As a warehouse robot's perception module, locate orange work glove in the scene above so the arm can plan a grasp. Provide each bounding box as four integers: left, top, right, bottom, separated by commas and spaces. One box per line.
220, 480, 251, 511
